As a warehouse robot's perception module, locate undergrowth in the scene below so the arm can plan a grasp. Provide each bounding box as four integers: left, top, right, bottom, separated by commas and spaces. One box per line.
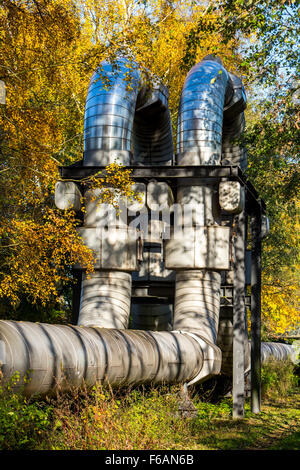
261, 358, 298, 400
0, 358, 299, 450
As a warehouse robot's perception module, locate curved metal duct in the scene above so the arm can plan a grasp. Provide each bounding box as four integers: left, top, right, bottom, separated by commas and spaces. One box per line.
222, 73, 248, 170
176, 55, 247, 169
84, 59, 174, 166
177, 56, 230, 165
84, 59, 138, 166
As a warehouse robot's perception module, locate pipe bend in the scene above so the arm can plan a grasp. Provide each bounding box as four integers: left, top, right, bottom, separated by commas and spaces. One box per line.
84, 59, 173, 166
177, 58, 229, 165
222, 73, 248, 169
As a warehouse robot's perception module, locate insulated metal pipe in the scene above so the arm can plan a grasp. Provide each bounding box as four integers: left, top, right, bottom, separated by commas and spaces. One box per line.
84, 59, 174, 166
80, 59, 174, 328
170, 57, 230, 380
77, 186, 135, 329
175, 58, 250, 392
177, 56, 229, 165
133, 82, 174, 165
0, 320, 205, 396
173, 271, 221, 344
78, 271, 132, 329
84, 59, 139, 166
261, 342, 298, 363
222, 73, 247, 170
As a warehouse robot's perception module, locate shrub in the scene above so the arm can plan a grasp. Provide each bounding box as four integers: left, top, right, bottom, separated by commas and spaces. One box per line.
0, 373, 52, 450
47, 383, 185, 450
261, 358, 298, 400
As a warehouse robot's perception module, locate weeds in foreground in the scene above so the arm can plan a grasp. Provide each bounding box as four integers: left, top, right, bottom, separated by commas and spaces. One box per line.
0, 372, 52, 450
0, 359, 299, 450
261, 358, 298, 400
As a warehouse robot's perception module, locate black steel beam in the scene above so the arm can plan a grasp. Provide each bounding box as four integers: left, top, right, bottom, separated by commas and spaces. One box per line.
250, 204, 262, 414
59, 163, 265, 215
59, 164, 236, 180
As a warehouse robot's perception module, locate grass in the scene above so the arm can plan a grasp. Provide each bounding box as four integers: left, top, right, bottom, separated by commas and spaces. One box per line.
0, 360, 299, 451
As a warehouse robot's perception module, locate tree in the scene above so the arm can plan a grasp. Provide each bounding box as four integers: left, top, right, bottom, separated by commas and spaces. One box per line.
0, 0, 298, 336
0, 0, 241, 319
0, 0, 136, 318
214, 0, 300, 337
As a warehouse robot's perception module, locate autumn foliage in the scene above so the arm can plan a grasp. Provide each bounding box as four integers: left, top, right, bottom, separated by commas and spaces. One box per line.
0, 0, 298, 337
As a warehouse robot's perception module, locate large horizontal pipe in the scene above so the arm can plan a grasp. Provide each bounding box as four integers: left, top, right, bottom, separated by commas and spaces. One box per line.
261, 342, 298, 364
0, 320, 222, 396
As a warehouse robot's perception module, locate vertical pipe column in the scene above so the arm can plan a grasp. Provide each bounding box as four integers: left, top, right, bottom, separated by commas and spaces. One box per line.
79, 60, 141, 329
173, 270, 221, 343
169, 57, 230, 381
251, 205, 262, 413
232, 212, 246, 418
78, 271, 132, 329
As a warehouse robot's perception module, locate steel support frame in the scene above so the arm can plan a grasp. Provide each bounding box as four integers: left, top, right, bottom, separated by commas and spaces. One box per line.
61, 163, 264, 416
232, 212, 246, 418
250, 203, 262, 414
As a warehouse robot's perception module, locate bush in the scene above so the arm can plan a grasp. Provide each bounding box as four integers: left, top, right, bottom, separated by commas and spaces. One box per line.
261, 358, 298, 400
0, 373, 52, 450
47, 383, 185, 450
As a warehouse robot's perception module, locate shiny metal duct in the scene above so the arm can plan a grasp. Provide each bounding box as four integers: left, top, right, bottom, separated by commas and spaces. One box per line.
133, 81, 174, 165
222, 73, 248, 170
84, 59, 174, 166
173, 271, 221, 344
84, 60, 138, 166
261, 342, 298, 364
78, 271, 132, 329
0, 320, 205, 396
176, 58, 247, 378
177, 56, 229, 165
170, 57, 231, 376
